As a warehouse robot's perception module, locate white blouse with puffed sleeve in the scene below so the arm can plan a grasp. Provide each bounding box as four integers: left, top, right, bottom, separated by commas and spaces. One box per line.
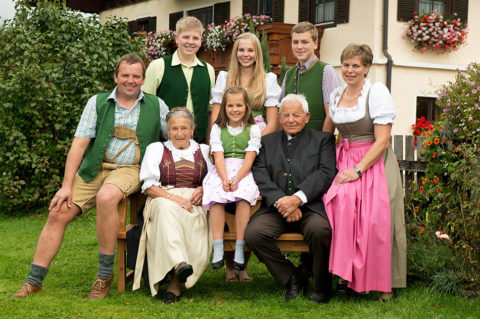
140, 140, 213, 193
329, 79, 396, 125
209, 123, 261, 155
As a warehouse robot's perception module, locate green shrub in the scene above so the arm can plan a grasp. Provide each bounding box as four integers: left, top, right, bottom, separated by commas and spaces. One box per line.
278, 56, 290, 86
407, 62, 480, 292
407, 232, 454, 281
0, 0, 143, 214
260, 31, 271, 73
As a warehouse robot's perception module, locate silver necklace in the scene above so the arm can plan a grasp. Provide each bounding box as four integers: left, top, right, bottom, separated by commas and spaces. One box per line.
344, 87, 362, 101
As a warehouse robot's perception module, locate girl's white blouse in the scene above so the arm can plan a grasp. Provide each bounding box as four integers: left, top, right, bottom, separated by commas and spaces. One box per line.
209, 123, 261, 154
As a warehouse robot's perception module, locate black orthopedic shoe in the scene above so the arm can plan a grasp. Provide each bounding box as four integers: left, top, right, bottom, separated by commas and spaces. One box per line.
233, 261, 245, 271
307, 290, 331, 304
175, 262, 193, 284
285, 271, 307, 302
162, 291, 181, 304
211, 258, 224, 270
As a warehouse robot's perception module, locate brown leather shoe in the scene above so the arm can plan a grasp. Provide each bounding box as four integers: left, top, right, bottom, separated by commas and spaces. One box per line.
379, 291, 394, 301
87, 276, 113, 300
10, 282, 42, 298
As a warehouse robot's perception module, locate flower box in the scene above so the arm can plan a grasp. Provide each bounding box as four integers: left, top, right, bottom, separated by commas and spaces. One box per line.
404, 10, 468, 53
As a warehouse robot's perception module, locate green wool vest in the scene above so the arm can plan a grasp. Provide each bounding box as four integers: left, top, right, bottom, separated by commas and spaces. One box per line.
220, 126, 251, 159
156, 55, 210, 142
284, 61, 326, 131
78, 92, 161, 182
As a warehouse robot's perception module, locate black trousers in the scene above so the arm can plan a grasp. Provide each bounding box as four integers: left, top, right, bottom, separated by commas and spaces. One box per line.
245, 209, 332, 294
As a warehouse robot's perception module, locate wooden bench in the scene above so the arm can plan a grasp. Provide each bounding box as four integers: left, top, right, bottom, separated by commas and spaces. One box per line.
224, 197, 309, 252
116, 192, 145, 292
116, 195, 309, 291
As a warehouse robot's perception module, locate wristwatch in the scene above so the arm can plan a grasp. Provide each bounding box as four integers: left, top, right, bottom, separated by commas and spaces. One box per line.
353, 166, 362, 177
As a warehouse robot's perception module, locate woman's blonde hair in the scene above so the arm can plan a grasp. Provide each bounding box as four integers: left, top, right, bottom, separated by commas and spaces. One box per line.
215, 87, 255, 128
226, 33, 266, 111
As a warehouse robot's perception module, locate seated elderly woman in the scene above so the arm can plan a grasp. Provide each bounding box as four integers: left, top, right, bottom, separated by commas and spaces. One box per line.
132, 107, 213, 304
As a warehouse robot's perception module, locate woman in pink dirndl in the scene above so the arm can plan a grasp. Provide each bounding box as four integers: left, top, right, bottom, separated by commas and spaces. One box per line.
323, 44, 407, 300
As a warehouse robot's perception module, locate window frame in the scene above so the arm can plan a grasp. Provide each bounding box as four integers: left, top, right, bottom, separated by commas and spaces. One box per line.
186, 4, 214, 28
416, 96, 441, 122
418, 0, 452, 16
128, 16, 156, 36
398, 0, 468, 22
257, 0, 273, 16
298, 0, 349, 28
311, 0, 336, 26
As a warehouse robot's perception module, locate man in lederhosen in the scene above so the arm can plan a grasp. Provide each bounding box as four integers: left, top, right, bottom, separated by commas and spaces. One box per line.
11, 54, 169, 300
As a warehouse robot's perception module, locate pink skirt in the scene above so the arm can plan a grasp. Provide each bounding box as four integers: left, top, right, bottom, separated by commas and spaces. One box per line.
202, 158, 259, 210
323, 139, 391, 292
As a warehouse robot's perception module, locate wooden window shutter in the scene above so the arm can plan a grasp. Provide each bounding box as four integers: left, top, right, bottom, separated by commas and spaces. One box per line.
298, 0, 311, 23
128, 20, 137, 35
335, 0, 350, 24
169, 11, 184, 31
453, 0, 468, 22
242, 0, 258, 15
272, 0, 284, 22
397, 0, 415, 22
147, 17, 157, 33
214, 2, 230, 25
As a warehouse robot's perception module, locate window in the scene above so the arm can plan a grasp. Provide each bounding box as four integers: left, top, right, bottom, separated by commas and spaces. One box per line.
128, 16, 156, 36
419, 0, 447, 15
187, 6, 214, 28
313, 0, 335, 24
398, 0, 468, 22
170, 2, 230, 30
416, 97, 441, 122
298, 0, 349, 27
242, 0, 284, 22
258, 0, 273, 16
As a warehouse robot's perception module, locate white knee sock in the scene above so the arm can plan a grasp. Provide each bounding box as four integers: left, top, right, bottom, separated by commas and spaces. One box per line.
212, 239, 224, 263
234, 240, 245, 264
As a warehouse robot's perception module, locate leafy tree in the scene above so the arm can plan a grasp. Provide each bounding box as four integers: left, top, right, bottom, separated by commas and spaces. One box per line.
0, 0, 143, 214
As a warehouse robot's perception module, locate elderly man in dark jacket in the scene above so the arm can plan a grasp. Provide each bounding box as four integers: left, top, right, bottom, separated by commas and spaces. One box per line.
245, 94, 336, 304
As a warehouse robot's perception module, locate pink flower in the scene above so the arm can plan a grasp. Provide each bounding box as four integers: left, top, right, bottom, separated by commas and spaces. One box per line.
435, 231, 450, 240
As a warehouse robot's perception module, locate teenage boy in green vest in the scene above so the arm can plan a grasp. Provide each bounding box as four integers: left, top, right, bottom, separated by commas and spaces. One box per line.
11, 54, 169, 300
143, 16, 215, 143
281, 21, 341, 133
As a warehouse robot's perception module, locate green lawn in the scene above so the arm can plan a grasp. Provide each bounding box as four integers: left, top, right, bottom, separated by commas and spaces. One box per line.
0, 213, 478, 319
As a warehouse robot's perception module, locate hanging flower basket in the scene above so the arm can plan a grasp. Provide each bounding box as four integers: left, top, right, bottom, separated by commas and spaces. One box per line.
404, 10, 468, 53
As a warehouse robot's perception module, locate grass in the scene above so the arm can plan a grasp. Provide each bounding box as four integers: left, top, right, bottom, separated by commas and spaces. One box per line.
0, 213, 479, 319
